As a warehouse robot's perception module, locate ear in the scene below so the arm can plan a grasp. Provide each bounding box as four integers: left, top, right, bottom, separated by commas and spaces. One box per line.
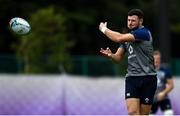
140, 18, 143, 24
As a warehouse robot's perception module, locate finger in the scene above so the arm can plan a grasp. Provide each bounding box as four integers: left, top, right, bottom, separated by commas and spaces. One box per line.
100, 48, 104, 51
100, 22, 104, 25
100, 48, 104, 52
105, 22, 107, 26
107, 47, 111, 52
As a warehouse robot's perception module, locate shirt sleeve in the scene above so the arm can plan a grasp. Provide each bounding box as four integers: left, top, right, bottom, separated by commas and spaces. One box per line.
131, 29, 150, 41
164, 68, 172, 79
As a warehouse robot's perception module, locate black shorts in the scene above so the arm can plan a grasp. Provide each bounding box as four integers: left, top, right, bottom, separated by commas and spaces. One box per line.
151, 98, 172, 113
125, 75, 157, 105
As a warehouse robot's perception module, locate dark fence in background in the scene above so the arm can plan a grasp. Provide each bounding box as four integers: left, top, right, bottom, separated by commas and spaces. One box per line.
0, 55, 22, 73
68, 56, 126, 77
0, 54, 179, 76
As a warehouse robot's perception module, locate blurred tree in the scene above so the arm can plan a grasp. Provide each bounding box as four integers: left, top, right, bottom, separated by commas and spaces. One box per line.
13, 6, 74, 74
1, 0, 180, 75
170, 0, 180, 57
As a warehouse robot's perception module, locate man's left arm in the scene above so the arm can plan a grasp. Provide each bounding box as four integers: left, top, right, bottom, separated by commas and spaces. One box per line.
162, 79, 174, 95
157, 78, 174, 101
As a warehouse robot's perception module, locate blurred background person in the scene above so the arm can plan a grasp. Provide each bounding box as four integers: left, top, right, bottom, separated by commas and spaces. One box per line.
150, 50, 174, 115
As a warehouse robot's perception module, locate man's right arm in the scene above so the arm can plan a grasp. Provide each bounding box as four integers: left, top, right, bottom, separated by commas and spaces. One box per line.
99, 22, 135, 43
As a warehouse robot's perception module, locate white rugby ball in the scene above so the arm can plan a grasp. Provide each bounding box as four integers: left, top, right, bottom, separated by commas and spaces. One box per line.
9, 17, 31, 35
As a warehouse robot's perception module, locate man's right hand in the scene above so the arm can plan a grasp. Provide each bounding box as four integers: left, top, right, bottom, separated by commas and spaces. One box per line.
99, 22, 107, 34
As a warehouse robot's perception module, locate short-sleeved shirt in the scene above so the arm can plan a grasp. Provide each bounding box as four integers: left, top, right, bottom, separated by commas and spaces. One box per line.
120, 26, 156, 77
154, 66, 172, 102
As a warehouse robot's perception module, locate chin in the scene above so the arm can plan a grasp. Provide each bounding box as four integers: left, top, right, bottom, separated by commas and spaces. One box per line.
129, 27, 133, 30
128, 26, 135, 29
129, 27, 138, 31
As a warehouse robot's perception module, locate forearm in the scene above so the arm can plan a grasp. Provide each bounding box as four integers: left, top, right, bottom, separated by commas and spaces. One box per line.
109, 53, 122, 63
104, 28, 123, 42
162, 85, 174, 95
99, 22, 135, 42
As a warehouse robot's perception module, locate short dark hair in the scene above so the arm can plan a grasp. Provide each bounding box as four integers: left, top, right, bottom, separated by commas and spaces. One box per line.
128, 9, 144, 19
153, 50, 161, 56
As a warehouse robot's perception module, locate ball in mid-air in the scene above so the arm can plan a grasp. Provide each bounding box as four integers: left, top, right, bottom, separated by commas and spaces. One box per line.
9, 17, 31, 35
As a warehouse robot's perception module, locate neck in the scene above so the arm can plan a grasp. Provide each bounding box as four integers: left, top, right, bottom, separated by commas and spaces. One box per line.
155, 65, 160, 70
130, 25, 144, 31
139, 25, 144, 28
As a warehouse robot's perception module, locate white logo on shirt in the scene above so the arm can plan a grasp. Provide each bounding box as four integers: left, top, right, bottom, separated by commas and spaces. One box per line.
128, 45, 133, 54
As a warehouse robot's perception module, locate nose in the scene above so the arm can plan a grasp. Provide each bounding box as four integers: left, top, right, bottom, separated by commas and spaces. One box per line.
128, 20, 132, 25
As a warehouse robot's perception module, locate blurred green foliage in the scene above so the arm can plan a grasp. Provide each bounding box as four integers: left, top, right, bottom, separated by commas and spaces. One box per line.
1, 0, 180, 74
1, 0, 180, 52
13, 6, 74, 73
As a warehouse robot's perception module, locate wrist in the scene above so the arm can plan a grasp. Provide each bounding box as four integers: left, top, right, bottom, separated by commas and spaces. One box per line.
162, 91, 167, 95
160, 91, 166, 96
108, 53, 113, 59
101, 27, 107, 34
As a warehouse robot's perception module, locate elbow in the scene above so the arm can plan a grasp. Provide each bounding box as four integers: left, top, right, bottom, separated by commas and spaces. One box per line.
171, 81, 174, 89
114, 60, 120, 63
171, 84, 174, 90
116, 37, 124, 43
169, 83, 174, 91
113, 57, 122, 63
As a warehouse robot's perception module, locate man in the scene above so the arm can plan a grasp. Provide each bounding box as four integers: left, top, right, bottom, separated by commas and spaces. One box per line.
150, 50, 174, 115
99, 9, 157, 115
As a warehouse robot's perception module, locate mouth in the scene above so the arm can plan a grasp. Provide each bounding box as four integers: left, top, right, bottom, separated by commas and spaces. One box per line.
129, 26, 133, 29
